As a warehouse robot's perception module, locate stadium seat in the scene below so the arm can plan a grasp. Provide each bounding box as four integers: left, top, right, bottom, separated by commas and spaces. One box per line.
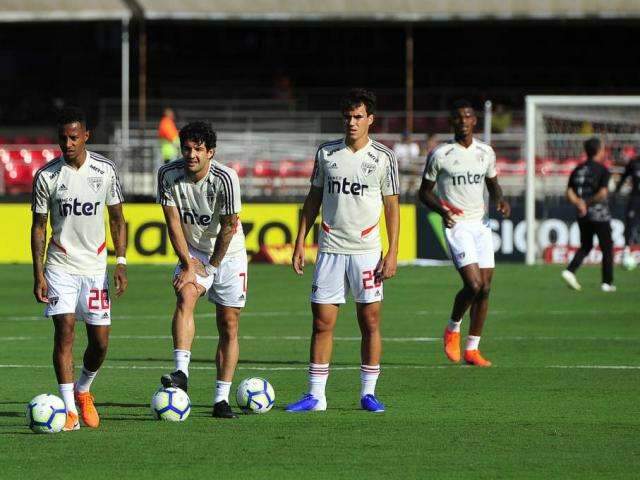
253, 160, 277, 177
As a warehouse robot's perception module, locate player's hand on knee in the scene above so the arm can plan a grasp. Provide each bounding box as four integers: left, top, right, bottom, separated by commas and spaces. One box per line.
33, 277, 49, 303
173, 267, 197, 292
114, 264, 128, 297
189, 257, 208, 277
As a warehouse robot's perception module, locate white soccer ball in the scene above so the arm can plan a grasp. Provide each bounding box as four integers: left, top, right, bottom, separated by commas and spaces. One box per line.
622, 253, 637, 271
26, 394, 66, 434
150, 387, 191, 421
236, 377, 275, 414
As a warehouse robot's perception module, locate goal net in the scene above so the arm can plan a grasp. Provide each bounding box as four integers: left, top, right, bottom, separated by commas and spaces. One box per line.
524, 96, 640, 264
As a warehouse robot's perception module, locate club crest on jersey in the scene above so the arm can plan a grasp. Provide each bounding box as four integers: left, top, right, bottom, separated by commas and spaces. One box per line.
361, 161, 377, 176
49, 296, 59, 306
87, 177, 103, 193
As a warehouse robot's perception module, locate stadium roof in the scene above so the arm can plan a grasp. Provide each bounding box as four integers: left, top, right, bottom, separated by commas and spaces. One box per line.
0, 0, 130, 22
139, 0, 640, 21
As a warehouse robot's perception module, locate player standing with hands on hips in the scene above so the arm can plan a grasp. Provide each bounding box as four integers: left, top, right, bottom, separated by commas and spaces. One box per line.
31, 106, 128, 431
157, 122, 247, 419
286, 89, 400, 413
418, 99, 510, 367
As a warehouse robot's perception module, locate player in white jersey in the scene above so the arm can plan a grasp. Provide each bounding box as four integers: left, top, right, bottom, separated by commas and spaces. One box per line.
286, 89, 400, 413
419, 99, 510, 367
157, 122, 246, 419
30, 106, 128, 431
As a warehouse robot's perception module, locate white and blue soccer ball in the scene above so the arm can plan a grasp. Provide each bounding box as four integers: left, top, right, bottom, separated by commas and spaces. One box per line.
236, 377, 275, 414
26, 394, 66, 434
150, 387, 191, 421
622, 253, 637, 271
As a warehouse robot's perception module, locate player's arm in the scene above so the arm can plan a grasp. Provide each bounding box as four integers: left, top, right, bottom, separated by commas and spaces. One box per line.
566, 187, 587, 217
615, 163, 631, 194
292, 186, 323, 275
107, 203, 128, 297
209, 213, 238, 268
379, 194, 399, 280
585, 187, 609, 206
418, 179, 455, 228
162, 205, 199, 291
485, 176, 511, 217
30, 212, 49, 303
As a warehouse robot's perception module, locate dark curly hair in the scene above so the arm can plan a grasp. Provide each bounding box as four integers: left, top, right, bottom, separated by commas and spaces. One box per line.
450, 98, 475, 116
179, 121, 217, 150
57, 106, 87, 129
341, 88, 377, 116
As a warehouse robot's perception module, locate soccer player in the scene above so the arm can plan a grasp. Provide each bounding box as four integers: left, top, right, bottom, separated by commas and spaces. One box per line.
31, 106, 128, 431
418, 99, 510, 367
562, 137, 615, 291
614, 154, 640, 265
286, 89, 400, 413
157, 121, 247, 419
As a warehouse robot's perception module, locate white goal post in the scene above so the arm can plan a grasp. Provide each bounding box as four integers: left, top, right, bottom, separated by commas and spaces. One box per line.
525, 95, 640, 265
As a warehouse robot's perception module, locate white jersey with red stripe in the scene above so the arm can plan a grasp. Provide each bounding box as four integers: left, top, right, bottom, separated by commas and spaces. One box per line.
31, 151, 124, 275
422, 138, 497, 222
311, 138, 399, 254
157, 159, 245, 257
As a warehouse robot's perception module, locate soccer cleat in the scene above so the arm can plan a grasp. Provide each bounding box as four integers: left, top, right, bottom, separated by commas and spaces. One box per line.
561, 270, 582, 291
63, 411, 80, 431
443, 328, 461, 363
75, 391, 100, 428
601, 283, 617, 292
212, 400, 239, 419
360, 394, 385, 413
285, 393, 327, 412
464, 349, 492, 367
160, 370, 188, 392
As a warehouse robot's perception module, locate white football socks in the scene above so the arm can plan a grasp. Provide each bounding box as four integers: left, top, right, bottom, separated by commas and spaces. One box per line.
59, 383, 78, 414
447, 318, 462, 333
174, 349, 191, 377
214, 381, 232, 404
75, 367, 98, 393
360, 365, 381, 398
465, 335, 481, 351
308, 363, 329, 399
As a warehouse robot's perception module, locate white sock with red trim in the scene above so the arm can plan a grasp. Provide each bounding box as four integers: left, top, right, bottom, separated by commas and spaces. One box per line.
308, 363, 329, 400
360, 364, 381, 397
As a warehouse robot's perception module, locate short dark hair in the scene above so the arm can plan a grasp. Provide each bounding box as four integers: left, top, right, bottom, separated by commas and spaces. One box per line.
451, 99, 475, 116
179, 121, 217, 150
57, 106, 87, 129
584, 137, 602, 157
341, 88, 377, 116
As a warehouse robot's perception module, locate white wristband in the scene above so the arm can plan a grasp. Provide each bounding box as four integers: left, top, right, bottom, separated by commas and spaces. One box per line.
116, 256, 127, 265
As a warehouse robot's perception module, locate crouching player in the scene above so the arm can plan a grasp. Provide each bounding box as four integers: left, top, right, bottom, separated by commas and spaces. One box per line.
157, 121, 247, 419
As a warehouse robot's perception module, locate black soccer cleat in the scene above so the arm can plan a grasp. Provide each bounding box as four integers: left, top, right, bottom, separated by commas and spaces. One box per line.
212, 400, 239, 419
160, 370, 188, 392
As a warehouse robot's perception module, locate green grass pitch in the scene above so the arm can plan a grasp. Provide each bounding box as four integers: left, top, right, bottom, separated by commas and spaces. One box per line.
1, 263, 639, 479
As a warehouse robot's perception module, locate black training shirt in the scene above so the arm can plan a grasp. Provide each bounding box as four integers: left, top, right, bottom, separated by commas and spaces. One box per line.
568, 159, 611, 222
617, 157, 640, 198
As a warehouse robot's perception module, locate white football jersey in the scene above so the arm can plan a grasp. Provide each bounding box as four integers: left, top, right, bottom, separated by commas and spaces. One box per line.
31, 151, 124, 275
311, 138, 399, 254
422, 138, 497, 222
157, 159, 245, 257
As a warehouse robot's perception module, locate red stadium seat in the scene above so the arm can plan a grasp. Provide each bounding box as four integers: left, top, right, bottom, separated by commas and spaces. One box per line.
253, 160, 276, 177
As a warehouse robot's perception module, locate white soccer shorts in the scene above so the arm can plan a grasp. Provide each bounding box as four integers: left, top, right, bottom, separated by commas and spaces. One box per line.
445, 220, 495, 269
311, 251, 383, 304
173, 246, 248, 308
44, 267, 111, 326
